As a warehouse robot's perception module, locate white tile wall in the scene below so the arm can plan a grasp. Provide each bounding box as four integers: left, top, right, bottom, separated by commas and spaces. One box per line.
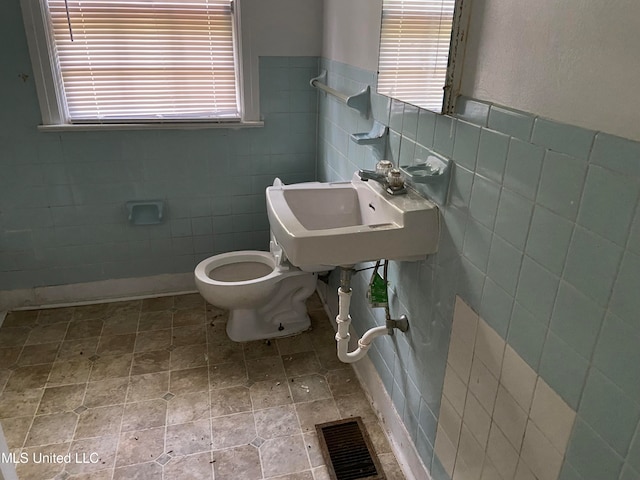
435, 424, 458, 477
448, 330, 475, 382
443, 363, 468, 415
452, 296, 479, 346
493, 385, 528, 451
520, 420, 564, 480
487, 423, 519, 479
440, 396, 463, 447
499, 345, 537, 412
469, 357, 499, 413
454, 426, 485, 480
529, 379, 576, 453
480, 459, 501, 480
515, 460, 537, 480
436, 296, 577, 480
463, 392, 492, 449
474, 318, 505, 378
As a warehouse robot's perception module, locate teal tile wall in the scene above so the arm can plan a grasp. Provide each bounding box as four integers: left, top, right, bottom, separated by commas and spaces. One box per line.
0, 1, 318, 290
317, 57, 640, 478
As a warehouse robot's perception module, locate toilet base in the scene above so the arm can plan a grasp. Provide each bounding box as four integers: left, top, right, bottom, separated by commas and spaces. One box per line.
225, 271, 317, 342
226, 309, 311, 342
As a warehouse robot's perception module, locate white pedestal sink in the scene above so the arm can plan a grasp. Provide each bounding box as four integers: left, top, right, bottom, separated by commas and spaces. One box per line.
266, 173, 440, 270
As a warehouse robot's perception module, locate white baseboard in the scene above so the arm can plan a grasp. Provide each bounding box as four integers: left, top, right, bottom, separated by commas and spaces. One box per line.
316, 286, 431, 480
0, 273, 196, 311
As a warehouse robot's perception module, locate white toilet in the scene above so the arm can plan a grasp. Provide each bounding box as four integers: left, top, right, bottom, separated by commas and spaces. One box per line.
194, 240, 318, 342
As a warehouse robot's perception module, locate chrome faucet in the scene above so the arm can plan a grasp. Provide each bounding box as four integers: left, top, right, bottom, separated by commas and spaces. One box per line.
357, 168, 407, 195
357, 169, 387, 185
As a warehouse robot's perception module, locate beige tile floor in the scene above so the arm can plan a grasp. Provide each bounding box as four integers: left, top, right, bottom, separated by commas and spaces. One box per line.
0, 293, 405, 480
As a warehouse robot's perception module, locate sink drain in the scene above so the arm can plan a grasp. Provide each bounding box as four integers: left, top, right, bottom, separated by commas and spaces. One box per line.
315, 417, 385, 480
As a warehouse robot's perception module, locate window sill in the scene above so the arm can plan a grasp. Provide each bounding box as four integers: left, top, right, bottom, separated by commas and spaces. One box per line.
37, 120, 264, 132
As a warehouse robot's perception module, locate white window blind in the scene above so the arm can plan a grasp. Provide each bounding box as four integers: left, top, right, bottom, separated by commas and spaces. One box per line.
44, 0, 239, 122
378, 0, 455, 112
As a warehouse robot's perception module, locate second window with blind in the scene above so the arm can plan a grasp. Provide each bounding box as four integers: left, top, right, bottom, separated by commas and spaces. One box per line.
25, 0, 239, 125
377, 0, 462, 114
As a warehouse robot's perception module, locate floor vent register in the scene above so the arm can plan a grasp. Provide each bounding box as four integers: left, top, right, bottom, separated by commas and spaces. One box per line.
315, 417, 385, 480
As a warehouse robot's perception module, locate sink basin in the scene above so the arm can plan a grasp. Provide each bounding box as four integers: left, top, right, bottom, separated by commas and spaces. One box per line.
266, 173, 440, 269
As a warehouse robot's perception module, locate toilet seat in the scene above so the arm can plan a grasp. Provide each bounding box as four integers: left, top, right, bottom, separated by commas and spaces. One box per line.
196, 250, 282, 287
194, 250, 305, 310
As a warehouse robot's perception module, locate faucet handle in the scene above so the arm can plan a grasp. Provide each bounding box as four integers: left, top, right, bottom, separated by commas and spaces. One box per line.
375, 160, 393, 176
387, 168, 405, 191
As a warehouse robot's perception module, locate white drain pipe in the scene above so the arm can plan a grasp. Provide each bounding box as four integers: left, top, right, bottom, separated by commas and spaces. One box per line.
335, 287, 388, 363
334, 266, 409, 363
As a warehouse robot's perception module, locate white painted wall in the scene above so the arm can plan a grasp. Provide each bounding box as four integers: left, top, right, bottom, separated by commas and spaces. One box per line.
239, 0, 323, 119
462, 0, 640, 141
322, 0, 640, 141
322, 0, 382, 72
241, 0, 323, 56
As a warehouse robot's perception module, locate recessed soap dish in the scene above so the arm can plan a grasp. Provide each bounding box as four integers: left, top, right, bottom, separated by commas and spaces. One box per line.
126, 200, 165, 225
